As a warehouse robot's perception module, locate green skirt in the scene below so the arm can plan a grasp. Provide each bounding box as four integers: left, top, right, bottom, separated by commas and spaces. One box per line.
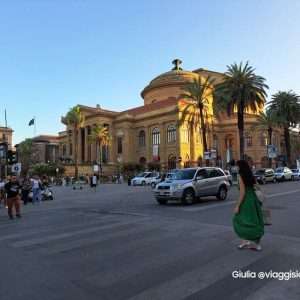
233, 187, 264, 242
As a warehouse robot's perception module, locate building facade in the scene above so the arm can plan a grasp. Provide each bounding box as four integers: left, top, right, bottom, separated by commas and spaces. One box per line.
0, 127, 13, 150
59, 60, 287, 175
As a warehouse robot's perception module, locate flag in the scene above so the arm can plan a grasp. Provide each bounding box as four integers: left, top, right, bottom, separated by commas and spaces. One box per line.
28, 118, 35, 126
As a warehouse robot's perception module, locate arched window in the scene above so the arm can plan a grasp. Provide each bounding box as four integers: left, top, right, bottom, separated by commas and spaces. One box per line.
167, 125, 176, 143
245, 133, 252, 147
152, 128, 160, 145
225, 134, 234, 149
138, 130, 146, 147
260, 133, 268, 146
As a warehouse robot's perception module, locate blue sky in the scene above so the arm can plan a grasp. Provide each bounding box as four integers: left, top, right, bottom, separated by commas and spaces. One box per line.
0, 0, 299, 144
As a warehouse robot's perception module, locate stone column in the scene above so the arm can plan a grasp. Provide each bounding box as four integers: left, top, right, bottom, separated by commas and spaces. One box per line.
84, 127, 89, 163
159, 123, 166, 169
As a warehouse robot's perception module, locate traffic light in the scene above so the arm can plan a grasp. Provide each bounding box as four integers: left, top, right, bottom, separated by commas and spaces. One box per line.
7, 150, 17, 165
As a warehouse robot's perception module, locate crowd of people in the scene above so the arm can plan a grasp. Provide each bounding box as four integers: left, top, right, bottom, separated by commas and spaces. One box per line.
0, 174, 48, 220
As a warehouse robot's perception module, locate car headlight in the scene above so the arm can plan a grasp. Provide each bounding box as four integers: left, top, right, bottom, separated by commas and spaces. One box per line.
171, 183, 184, 190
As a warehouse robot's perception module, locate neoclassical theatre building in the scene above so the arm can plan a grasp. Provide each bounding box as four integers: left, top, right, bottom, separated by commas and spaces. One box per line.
59, 60, 283, 175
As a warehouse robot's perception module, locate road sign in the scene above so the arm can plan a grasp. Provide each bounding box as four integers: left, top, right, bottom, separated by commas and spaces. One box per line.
210, 149, 217, 159
267, 145, 277, 158
12, 163, 21, 174
204, 151, 210, 160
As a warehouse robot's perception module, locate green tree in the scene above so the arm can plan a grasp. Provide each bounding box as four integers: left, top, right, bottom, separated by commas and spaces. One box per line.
180, 75, 215, 165
88, 124, 110, 165
268, 91, 300, 165
253, 109, 278, 167
214, 62, 268, 159
17, 138, 36, 175
62, 106, 85, 179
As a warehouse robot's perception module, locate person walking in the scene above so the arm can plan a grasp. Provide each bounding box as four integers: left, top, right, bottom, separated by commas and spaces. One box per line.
91, 174, 98, 191
31, 175, 42, 204
233, 160, 264, 251
4, 175, 22, 219
21, 176, 31, 205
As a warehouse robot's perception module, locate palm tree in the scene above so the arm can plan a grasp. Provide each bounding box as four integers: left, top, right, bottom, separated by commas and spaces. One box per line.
253, 109, 278, 167
268, 91, 300, 166
88, 124, 110, 166
214, 62, 268, 160
180, 75, 215, 165
62, 106, 84, 179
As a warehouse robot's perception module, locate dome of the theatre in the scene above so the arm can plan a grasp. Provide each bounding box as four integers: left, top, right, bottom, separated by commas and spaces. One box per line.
141, 59, 198, 104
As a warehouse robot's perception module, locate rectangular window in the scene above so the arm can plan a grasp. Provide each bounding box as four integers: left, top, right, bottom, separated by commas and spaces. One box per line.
69, 143, 73, 156
117, 137, 122, 154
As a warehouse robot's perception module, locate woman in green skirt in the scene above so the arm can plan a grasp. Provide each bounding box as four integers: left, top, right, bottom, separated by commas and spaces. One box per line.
233, 160, 264, 251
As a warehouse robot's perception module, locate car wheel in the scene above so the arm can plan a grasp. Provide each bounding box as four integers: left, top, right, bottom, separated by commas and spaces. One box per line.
157, 199, 167, 205
217, 186, 227, 201
141, 181, 146, 186
182, 189, 195, 205
151, 182, 156, 188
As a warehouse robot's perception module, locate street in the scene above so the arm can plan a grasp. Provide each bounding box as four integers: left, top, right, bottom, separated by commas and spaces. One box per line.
0, 181, 300, 300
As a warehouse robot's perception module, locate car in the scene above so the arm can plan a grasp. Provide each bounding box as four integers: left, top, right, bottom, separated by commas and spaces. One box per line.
131, 172, 159, 186
150, 172, 177, 188
274, 167, 293, 181
291, 169, 300, 180
254, 168, 276, 184
154, 167, 231, 205
224, 170, 233, 185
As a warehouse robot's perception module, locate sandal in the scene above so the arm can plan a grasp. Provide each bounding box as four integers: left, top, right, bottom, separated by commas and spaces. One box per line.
237, 241, 251, 249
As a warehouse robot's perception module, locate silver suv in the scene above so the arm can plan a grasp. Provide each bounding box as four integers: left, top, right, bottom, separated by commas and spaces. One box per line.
154, 167, 231, 205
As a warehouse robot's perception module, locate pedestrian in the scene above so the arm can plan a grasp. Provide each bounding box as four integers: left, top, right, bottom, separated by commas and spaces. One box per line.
91, 174, 97, 191
4, 174, 22, 219
0, 177, 6, 207
21, 176, 31, 205
233, 160, 264, 251
31, 175, 42, 204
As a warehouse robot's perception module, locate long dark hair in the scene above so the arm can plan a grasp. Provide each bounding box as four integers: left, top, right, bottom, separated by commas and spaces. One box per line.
237, 160, 256, 188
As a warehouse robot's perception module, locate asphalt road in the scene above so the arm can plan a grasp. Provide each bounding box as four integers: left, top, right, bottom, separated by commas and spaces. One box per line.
0, 180, 300, 300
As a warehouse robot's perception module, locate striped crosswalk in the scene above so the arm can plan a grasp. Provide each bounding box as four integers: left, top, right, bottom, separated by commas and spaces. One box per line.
0, 204, 299, 300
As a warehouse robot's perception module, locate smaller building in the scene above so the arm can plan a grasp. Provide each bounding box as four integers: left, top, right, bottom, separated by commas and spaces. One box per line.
31, 135, 60, 163
0, 126, 13, 150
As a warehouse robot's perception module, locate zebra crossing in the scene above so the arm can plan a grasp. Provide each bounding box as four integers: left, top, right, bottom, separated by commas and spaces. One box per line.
0, 204, 299, 300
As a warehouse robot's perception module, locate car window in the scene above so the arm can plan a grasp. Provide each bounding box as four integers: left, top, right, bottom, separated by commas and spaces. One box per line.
173, 169, 197, 180
195, 169, 209, 179
208, 169, 223, 178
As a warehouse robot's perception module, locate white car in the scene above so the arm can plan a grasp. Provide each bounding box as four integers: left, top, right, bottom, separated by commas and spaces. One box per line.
274, 167, 293, 181
291, 169, 300, 180
150, 172, 176, 188
131, 172, 159, 186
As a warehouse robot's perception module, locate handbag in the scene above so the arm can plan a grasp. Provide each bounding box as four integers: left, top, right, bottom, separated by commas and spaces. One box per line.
254, 185, 272, 225
254, 185, 266, 203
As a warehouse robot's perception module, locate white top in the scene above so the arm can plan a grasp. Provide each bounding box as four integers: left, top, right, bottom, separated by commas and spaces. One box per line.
92, 176, 97, 185
31, 179, 41, 189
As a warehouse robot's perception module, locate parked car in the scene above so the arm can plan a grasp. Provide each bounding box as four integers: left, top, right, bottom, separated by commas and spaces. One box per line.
274, 167, 293, 181
291, 169, 300, 180
224, 170, 232, 186
131, 172, 159, 186
154, 167, 231, 205
254, 168, 276, 184
150, 172, 176, 188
